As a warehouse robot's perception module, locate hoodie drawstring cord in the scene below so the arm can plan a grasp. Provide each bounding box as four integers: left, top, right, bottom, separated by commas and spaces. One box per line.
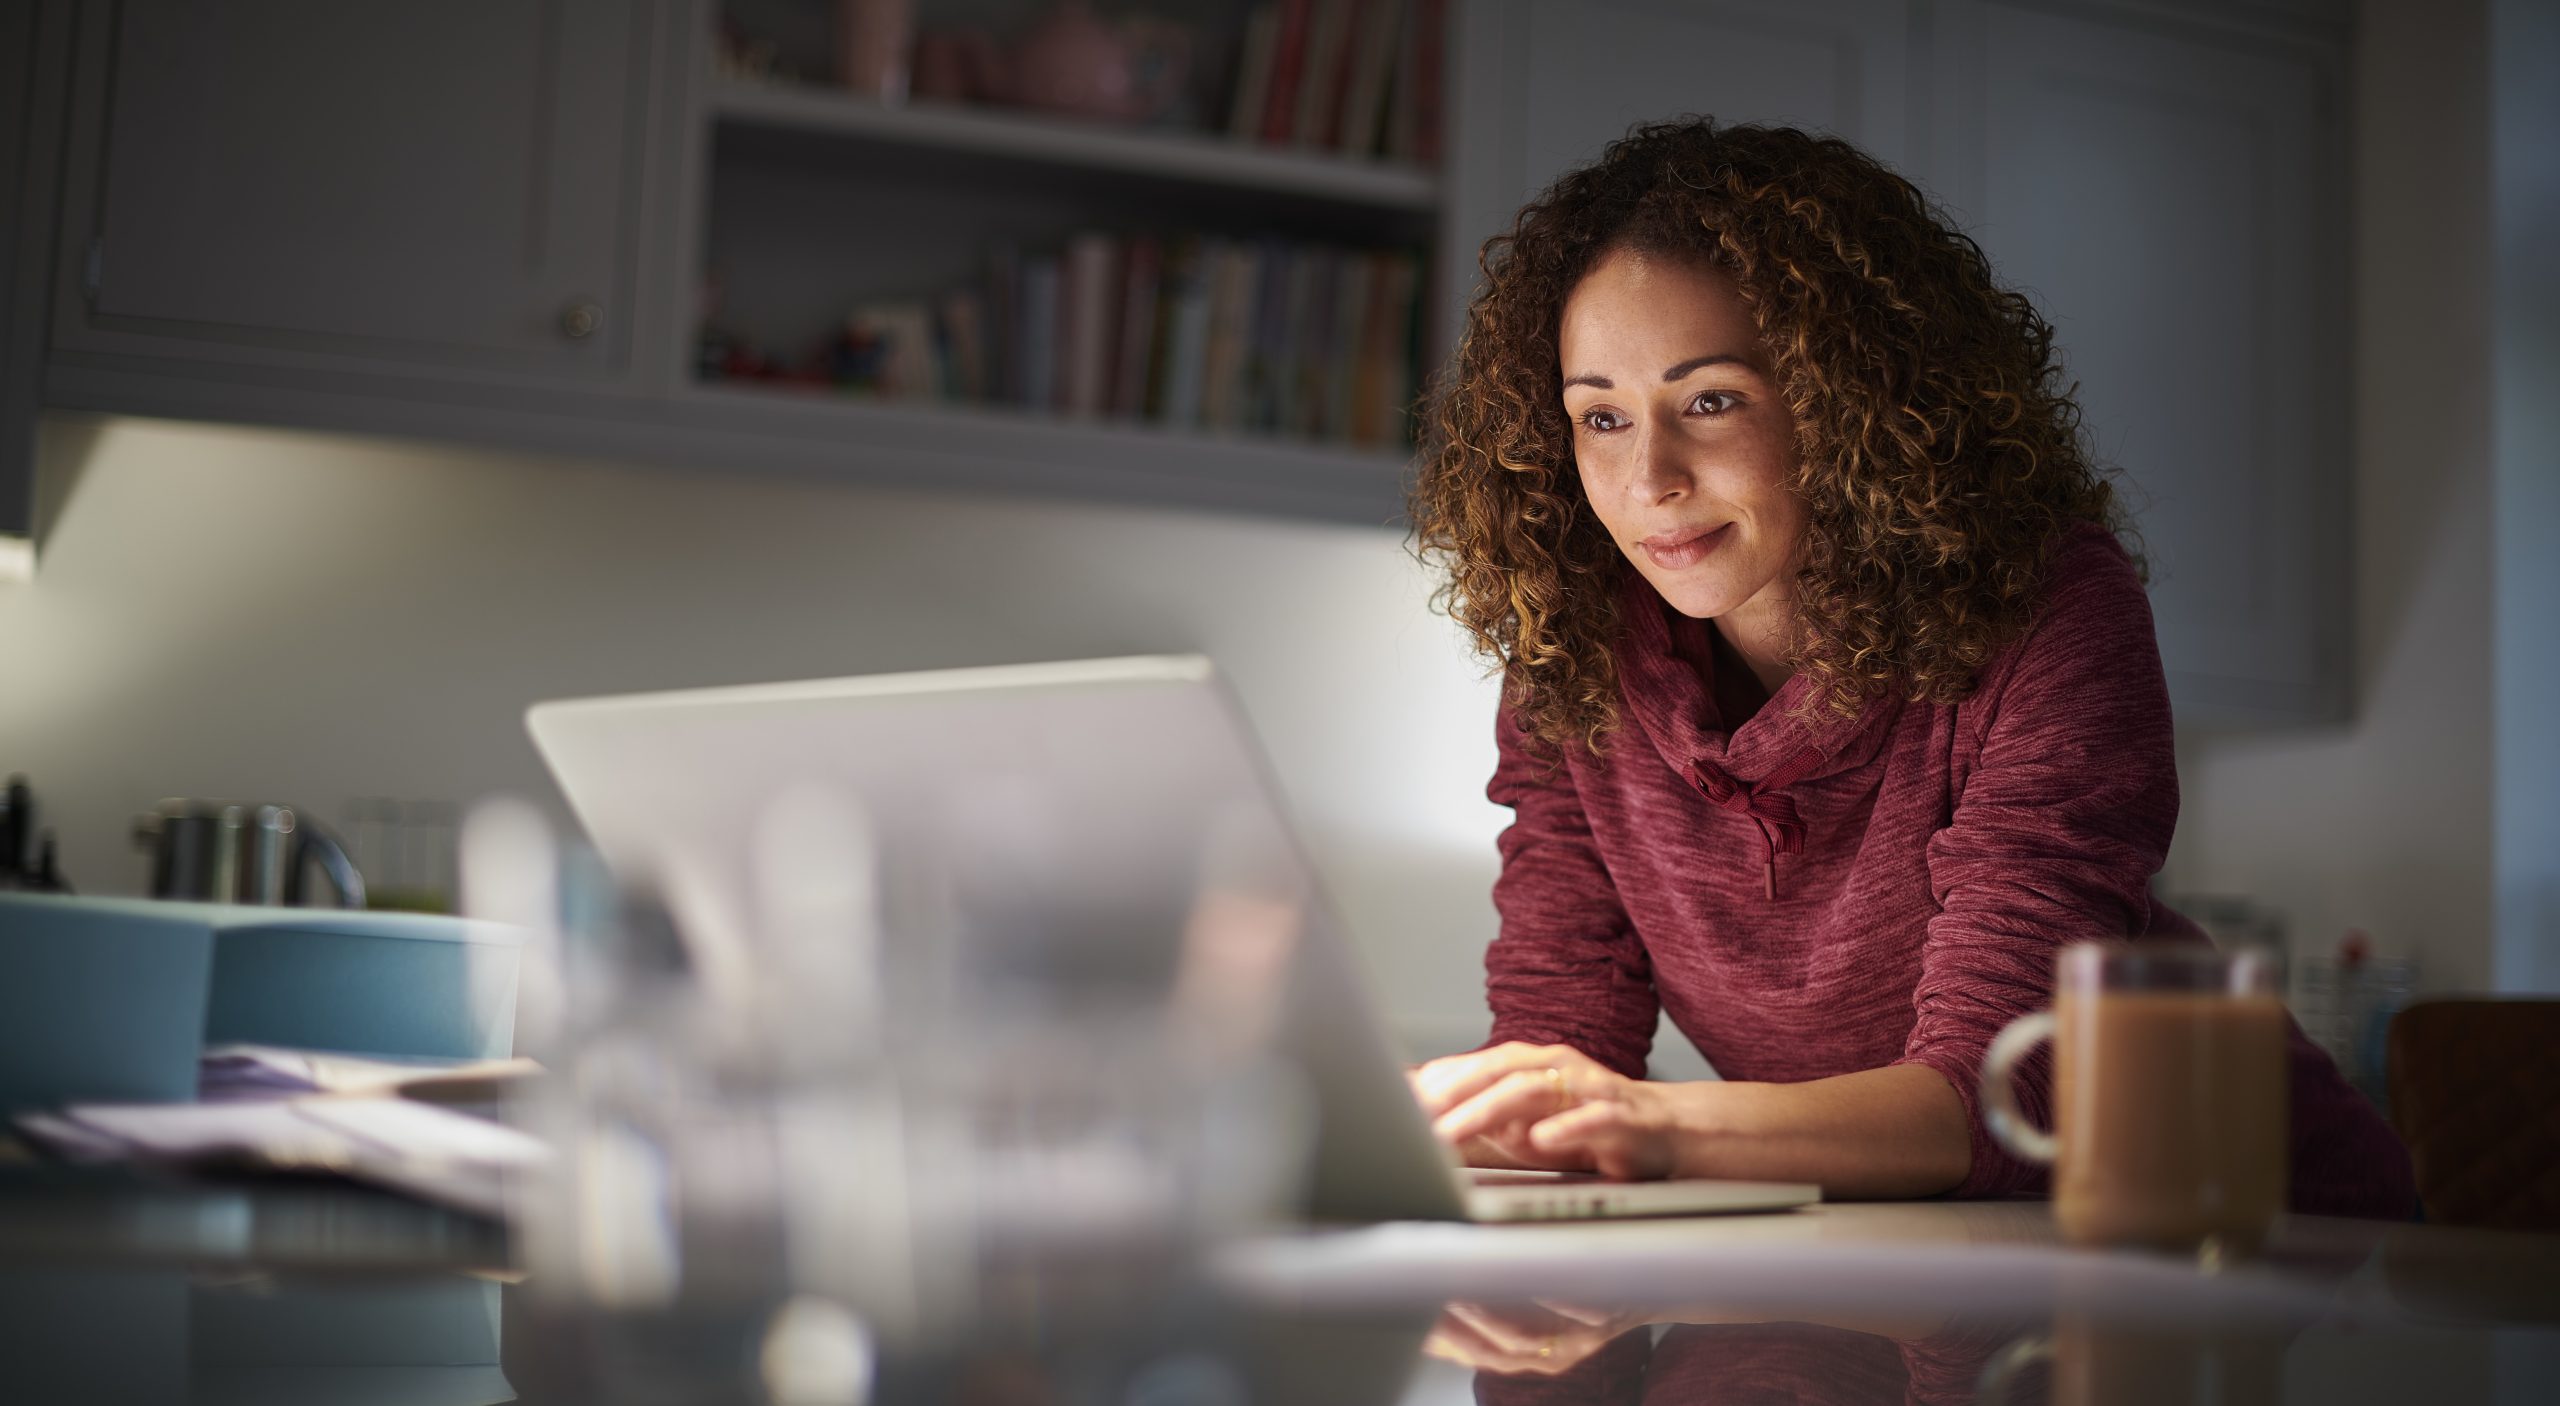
1685, 749, 1824, 898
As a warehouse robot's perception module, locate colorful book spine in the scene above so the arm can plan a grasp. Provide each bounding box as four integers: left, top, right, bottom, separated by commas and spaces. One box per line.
1408, 0, 1446, 163
1386, 0, 1446, 164
1294, 250, 1340, 438
1292, 0, 1356, 150
1322, 253, 1374, 436
1226, 5, 1279, 142
1273, 247, 1326, 434
1200, 242, 1261, 430
1259, 0, 1314, 144
1247, 240, 1294, 430
1334, 0, 1403, 156
1017, 255, 1061, 412
936, 289, 987, 402
1359, 251, 1420, 445
1112, 237, 1162, 421
1157, 239, 1214, 427
1059, 233, 1121, 417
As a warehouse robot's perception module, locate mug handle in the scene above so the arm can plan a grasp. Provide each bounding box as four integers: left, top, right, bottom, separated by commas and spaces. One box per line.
1978, 1010, 2059, 1165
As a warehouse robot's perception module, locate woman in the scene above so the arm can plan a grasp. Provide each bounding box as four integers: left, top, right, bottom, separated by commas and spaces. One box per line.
1405, 118, 2413, 1215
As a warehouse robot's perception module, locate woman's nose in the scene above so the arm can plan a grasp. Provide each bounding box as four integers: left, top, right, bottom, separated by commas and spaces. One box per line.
1632, 421, 1689, 503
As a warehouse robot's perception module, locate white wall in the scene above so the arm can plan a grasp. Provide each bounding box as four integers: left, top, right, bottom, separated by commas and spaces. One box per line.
2164, 0, 2500, 992
0, 414, 1513, 1054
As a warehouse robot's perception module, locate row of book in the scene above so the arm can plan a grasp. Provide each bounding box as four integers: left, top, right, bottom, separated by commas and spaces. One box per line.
1228, 0, 1446, 163
704, 234, 1427, 449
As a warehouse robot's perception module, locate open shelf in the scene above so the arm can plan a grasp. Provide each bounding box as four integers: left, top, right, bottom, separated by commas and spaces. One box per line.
707, 79, 1442, 214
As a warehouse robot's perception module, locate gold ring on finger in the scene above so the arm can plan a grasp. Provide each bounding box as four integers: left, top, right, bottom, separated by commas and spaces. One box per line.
1547, 1065, 1568, 1111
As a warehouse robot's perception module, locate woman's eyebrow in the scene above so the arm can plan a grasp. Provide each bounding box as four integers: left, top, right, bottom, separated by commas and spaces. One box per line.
1561, 353, 1755, 391
1661, 352, 1755, 380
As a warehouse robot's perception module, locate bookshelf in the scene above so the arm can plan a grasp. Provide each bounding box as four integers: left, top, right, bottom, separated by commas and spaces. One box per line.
707, 79, 1441, 213
687, 0, 1451, 523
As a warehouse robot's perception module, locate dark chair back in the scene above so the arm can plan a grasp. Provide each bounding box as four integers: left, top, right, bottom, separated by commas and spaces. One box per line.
2384, 999, 2560, 1230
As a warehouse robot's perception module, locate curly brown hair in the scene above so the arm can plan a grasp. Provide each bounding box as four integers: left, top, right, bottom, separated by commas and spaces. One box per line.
1411, 118, 2131, 754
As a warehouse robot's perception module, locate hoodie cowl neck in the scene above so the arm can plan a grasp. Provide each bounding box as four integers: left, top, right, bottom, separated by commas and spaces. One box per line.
1611, 568, 1899, 790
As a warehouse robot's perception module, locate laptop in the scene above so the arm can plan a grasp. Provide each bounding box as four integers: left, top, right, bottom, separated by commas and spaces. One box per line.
525, 655, 1818, 1223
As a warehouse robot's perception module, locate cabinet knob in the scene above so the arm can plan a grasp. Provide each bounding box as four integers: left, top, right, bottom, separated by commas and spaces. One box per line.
560, 300, 603, 340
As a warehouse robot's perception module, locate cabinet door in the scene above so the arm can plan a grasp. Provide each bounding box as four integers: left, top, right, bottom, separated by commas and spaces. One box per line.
3, 0, 66, 545
1942, 4, 2349, 724
1445, 0, 1919, 340
70, 0, 649, 381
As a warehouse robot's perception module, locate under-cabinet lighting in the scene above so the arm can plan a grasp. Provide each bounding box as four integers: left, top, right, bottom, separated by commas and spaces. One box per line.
0, 535, 30, 583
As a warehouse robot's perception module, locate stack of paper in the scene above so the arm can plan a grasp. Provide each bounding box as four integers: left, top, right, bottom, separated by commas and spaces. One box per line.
19, 1096, 544, 1219
16, 1044, 547, 1219
197, 1043, 539, 1103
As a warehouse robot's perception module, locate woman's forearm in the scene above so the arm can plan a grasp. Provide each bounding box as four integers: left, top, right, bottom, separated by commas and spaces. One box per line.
1669, 1064, 1973, 1199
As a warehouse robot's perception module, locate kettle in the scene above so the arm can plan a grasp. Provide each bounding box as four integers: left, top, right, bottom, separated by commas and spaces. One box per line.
132, 800, 367, 908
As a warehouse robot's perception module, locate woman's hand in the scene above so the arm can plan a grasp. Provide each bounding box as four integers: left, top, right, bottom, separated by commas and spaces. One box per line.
1409, 1042, 1697, 1179
1424, 1299, 1647, 1376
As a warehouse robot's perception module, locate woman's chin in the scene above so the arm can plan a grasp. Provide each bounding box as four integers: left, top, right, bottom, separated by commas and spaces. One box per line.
1639, 570, 1750, 621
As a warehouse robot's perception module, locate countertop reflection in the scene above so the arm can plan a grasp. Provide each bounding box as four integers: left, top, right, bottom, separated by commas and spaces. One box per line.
4, 1168, 2556, 1405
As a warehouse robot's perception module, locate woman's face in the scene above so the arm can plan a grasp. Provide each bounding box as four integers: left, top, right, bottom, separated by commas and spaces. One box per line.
1557, 247, 1807, 626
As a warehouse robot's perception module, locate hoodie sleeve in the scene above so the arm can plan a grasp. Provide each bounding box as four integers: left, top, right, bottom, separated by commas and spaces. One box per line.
1481, 704, 1659, 1079
1891, 531, 2180, 1198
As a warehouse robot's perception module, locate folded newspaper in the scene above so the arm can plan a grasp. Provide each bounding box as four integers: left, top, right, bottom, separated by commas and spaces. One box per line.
15, 1045, 546, 1218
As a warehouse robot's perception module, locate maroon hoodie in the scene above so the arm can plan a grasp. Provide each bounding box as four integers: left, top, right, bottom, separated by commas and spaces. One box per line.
1482, 522, 2416, 1216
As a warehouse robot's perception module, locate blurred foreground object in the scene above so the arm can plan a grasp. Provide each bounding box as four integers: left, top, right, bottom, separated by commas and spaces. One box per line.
21, 1093, 544, 1219
2386, 999, 2560, 1230
470, 788, 1308, 1355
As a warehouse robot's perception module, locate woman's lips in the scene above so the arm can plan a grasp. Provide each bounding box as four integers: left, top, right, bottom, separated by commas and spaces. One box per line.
1639, 522, 1732, 570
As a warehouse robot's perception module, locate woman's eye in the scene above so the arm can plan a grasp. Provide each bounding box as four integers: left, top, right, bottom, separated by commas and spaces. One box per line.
1577, 409, 1625, 433
1691, 391, 1740, 416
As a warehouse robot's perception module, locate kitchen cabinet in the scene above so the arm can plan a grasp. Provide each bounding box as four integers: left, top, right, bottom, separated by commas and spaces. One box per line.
54, 0, 659, 384
32, 0, 1425, 530
1932, 0, 2350, 725
2, 1, 75, 552
1446, 0, 2351, 726
18, 0, 2353, 726
1444, 0, 1919, 350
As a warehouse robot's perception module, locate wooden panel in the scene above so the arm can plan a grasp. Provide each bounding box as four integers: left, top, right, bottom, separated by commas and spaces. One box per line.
1966, 3, 2347, 722
80, 0, 646, 378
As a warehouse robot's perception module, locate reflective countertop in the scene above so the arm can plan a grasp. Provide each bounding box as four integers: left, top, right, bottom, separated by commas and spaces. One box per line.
3, 1168, 2554, 1405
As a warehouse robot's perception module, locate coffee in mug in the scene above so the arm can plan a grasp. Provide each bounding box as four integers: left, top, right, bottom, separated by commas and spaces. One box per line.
1980, 943, 2287, 1254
